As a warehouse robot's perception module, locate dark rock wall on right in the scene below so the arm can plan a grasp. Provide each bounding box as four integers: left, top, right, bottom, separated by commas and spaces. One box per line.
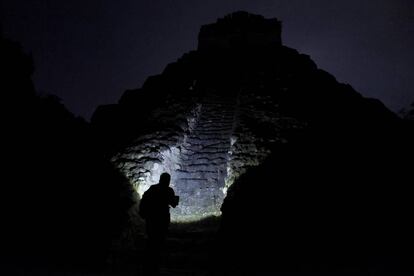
217, 54, 414, 272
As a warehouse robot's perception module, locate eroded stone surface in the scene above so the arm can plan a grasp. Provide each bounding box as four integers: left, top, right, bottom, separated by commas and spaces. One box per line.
110, 89, 304, 221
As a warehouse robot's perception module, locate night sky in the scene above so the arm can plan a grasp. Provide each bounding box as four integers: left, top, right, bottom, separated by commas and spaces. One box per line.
2, 0, 414, 120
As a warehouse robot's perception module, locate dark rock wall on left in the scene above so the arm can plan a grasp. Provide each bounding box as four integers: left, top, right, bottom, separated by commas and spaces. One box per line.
1, 35, 134, 266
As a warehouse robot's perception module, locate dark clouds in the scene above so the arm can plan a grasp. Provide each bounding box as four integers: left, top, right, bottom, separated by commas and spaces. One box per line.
2, 0, 414, 119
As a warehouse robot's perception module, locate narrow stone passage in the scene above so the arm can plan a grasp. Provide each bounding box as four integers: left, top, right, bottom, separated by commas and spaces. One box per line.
172, 93, 238, 220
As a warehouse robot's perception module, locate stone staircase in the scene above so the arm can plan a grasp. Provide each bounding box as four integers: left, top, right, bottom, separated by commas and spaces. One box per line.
171, 94, 238, 220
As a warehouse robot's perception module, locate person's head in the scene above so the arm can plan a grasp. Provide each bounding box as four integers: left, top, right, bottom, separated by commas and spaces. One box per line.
159, 173, 171, 187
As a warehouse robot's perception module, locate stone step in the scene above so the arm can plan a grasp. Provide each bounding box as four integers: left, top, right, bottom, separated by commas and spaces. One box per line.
176, 171, 220, 178
178, 161, 227, 169
178, 163, 226, 171
180, 154, 228, 162
181, 149, 228, 157
181, 149, 230, 155
199, 111, 235, 117
179, 168, 227, 176
180, 160, 227, 168
188, 133, 232, 140
200, 104, 234, 109
194, 156, 227, 162
176, 168, 221, 174
196, 121, 234, 127
184, 136, 231, 144
180, 161, 227, 168
177, 196, 224, 208
184, 160, 227, 167
193, 126, 233, 134
190, 148, 230, 154
201, 143, 230, 149
185, 135, 228, 141
198, 116, 234, 121
180, 151, 229, 160
175, 178, 208, 187
192, 130, 233, 136
176, 172, 220, 181
197, 123, 234, 128
179, 165, 227, 172
196, 121, 234, 126
198, 111, 234, 116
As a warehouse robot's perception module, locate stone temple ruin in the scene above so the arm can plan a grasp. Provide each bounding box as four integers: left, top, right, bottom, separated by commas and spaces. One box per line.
94, 11, 308, 222
198, 11, 282, 50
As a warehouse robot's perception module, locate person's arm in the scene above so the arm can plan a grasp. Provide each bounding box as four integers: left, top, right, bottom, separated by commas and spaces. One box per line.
168, 187, 179, 208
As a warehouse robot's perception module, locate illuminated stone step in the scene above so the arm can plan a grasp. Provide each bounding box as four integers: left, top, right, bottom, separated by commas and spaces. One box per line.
199, 112, 234, 116
178, 162, 226, 169
186, 161, 227, 167
175, 179, 210, 188
184, 147, 230, 153
176, 168, 220, 174
197, 118, 233, 122
198, 118, 234, 124
201, 106, 235, 110
181, 146, 229, 154
180, 160, 227, 167
181, 147, 230, 155
191, 148, 230, 154
193, 156, 227, 162
180, 165, 227, 172
189, 134, 231, 140
193, 129, 233, 134
200, 108, 234, 113
198, 116, 233, 120
199, 115, 234, 120
179, 169, 226, 177
176, 172, 220, 179
175, 186, 224, 197
176, 177, 214, 182
201, 141, 230, 147
197, 141, 229, 146
182, 140, 230, 148
177, 198, 223, 210
195, 122, 234, 127
200, 145, 231, 151
181, 145, 230, 153
186, 136, 230, 143
181, 155, 228, 162
197, 123, 234, 129
196, 126, 233, 131
188, 134, 231, 140
181, 140, 230, 148
199, 112, 234, 117
176, 175, 219, 182
178, 163, 226, 171
180, 152, 229, 160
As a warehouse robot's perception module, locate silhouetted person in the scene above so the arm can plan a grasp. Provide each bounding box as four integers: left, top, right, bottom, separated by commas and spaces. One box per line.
139, 173, 179, 275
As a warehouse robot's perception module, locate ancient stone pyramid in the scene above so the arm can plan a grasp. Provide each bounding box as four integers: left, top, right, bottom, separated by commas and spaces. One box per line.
92, 11, 398, 222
